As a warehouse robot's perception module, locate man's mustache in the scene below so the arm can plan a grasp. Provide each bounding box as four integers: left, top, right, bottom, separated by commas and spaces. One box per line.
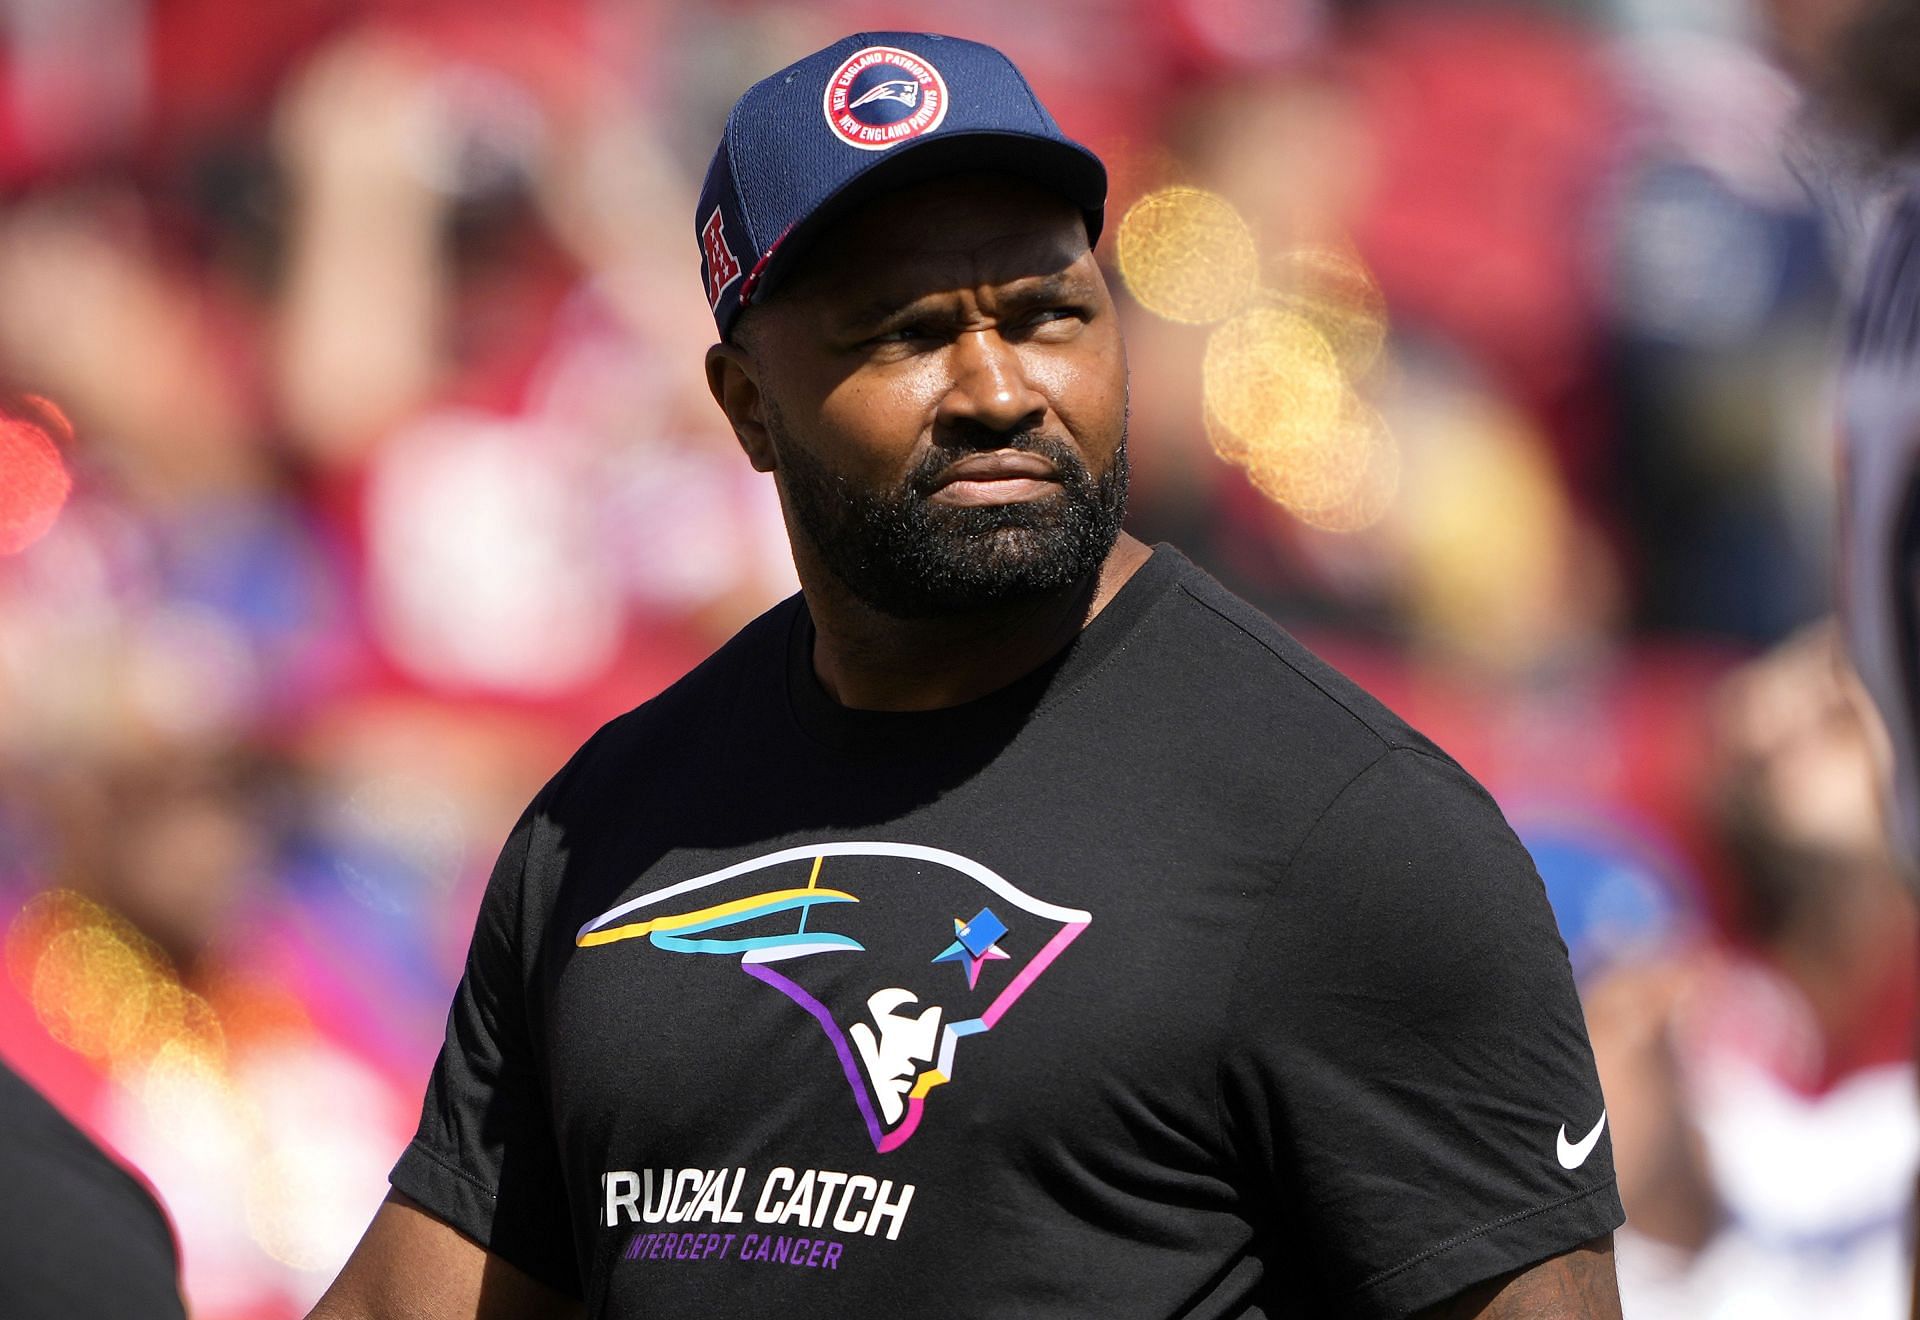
906, 433, 1091, 498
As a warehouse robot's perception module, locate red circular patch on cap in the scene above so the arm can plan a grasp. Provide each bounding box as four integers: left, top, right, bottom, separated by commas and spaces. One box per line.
0, 396, 73, 556
822, 45, 949, 152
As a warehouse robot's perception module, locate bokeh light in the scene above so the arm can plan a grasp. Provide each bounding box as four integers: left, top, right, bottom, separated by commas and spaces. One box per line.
1115, 187, 1260, 324
141, 1030, 238, 1124
9, 890, 226, 1080
0, 394, 74, 555
1243, 400, 1373, 515
238, 1046, 411, 1275
1202, 400, 1249, 464
1266, 247, 1389, 379
1286, 398, 1400, 534
1401, 393, 1570, 666
1127, 192, 1398, 535
1202, 305, 1347, 473
1234, 394, 1398, 533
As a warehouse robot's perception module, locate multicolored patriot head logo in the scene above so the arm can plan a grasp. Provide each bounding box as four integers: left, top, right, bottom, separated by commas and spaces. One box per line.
822, 46, 949, 151
576, 842, 1090, 1152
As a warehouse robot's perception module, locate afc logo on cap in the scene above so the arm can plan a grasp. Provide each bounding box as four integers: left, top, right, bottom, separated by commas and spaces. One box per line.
822, 46, 949, 152
701, 207, 742, 310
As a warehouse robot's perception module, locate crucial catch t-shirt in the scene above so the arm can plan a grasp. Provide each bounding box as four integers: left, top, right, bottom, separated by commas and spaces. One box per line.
391, 545, 1622, 1318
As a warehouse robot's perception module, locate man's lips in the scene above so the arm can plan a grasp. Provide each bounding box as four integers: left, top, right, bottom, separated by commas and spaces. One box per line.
927, 451, 1062, 507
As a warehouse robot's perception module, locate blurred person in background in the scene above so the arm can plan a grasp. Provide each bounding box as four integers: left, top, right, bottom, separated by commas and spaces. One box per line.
1533, 624, 1917, 1318
1695, 625, 1916, 1316
1713, 625, 1917, 1084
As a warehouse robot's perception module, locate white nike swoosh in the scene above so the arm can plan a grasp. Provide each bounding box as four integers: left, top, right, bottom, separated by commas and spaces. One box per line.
1555, 1110, 1607, 1170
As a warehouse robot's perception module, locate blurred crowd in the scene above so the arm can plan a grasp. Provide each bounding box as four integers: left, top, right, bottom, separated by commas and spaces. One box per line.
0, 0, 1912, 1315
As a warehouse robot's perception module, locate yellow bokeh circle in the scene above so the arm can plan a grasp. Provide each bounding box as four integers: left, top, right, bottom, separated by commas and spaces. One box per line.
1247, 411, 1372, 516
1288, 400, 1400, 533
1202, 307, 1346, 461
1115, 187, 1259, 325
1267, 247, 1388, 379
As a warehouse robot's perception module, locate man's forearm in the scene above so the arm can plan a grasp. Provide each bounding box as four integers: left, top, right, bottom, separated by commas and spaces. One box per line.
1413, 1235, 1622, 1320
308, 1192, 583, 1320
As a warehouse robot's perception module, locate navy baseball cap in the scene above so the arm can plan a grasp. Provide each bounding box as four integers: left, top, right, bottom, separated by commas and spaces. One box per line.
695, 32, 1108, 340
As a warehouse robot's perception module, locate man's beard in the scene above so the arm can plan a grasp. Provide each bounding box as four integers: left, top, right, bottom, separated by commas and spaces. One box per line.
770, 408, 1129, 620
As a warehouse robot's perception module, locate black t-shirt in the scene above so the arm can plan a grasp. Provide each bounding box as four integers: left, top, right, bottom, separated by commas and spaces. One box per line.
0, 1058, 186, 1319
392, 546, 1621, 1318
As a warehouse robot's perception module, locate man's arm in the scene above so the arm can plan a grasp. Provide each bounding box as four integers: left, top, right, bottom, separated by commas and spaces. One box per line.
307, 1192, 582, 1320
1414, 1236, 1622, 1320
1222, 747, 1625, 1311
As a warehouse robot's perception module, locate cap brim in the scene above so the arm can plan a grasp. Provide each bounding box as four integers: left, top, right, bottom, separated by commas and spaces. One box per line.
741, 130, 1108, 316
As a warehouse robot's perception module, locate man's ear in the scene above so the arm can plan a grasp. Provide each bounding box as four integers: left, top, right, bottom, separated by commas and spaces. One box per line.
705, 342, 777, 473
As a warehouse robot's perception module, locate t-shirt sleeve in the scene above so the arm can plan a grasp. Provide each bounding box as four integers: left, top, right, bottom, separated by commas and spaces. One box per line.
1221, 746, 1623, 1319
389, 790, 580, 1296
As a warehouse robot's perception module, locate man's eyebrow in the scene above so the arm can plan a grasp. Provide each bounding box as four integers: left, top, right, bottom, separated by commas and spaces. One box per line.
996, 270, 1095, 307
838, 270, 1094, 331
839, 290, 944, 329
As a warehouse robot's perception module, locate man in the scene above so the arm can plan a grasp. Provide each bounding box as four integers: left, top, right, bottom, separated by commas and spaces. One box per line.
312, 32, 1623, 1319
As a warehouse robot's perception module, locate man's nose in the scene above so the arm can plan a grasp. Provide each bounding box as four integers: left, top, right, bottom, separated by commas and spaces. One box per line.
937, 328, 1047, 439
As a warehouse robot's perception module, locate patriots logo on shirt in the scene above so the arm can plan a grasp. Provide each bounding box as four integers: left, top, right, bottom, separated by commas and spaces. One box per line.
576, 842, 1091, 1152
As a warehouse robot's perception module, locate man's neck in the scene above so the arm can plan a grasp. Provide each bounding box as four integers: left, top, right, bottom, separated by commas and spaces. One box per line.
802, 533, 1152, 712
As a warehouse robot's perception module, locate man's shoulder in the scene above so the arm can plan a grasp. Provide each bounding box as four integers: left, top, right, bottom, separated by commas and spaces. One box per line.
1145, 548, 1449, 764
544, 592, 799, 800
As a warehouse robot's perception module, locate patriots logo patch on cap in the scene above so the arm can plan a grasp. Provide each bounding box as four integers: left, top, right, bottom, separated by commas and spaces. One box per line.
576, 841, 1090, 1152
822, 46, 949, 152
